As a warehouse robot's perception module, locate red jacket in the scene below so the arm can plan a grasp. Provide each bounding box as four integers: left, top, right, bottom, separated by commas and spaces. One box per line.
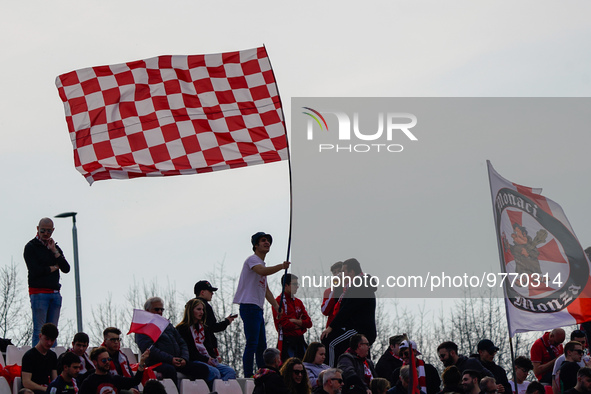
273, 295, 312, 337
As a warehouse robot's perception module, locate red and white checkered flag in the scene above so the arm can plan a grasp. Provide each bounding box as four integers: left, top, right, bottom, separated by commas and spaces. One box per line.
56, 46, 287, 185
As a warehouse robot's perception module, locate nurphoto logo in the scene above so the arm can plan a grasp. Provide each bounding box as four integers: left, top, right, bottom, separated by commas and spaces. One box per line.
302, 106, 418, 153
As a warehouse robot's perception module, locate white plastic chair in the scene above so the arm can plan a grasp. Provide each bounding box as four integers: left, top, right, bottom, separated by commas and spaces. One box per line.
179, 379, 210, 394
0, 351, 5, 367
0, 377, 11, 394
212, 379, 242, 394
160, 378, 179, 394
5, 345, 30, 366
11, 377, 22, 394
53, 346, 67, 357
235, 378, 255, 394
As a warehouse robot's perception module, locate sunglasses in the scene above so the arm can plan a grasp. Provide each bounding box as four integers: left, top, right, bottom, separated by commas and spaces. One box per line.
293, 370, 304, 375
154, 307, 165, 312
100, 357, 112, 363
331, 378, 344, 384
39, 228, 54, 234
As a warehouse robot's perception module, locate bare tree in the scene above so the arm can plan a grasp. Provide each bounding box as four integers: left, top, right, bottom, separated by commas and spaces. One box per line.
0, 260, 32, 346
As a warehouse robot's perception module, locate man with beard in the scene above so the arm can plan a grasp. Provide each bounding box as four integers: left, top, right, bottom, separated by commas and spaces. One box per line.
461, 370, 481, 394
80, 347, 149, 394
437, 341, 492, 377
564, 367, 591, 394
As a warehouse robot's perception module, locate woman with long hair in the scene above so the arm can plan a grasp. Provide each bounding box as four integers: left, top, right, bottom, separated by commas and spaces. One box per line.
176, 298, 236, 381
302, 342, 330, 388
280, 357, 311, 394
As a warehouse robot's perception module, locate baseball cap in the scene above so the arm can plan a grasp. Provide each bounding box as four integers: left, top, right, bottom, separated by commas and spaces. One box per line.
194, 280, 218, 295
400, 340, 422, 355
477, 339, 499, 353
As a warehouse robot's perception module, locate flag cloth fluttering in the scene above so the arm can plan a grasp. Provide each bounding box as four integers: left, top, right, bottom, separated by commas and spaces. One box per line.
488, 161, 591, 336
128, 309, 170, 342
56, 46, 287, 185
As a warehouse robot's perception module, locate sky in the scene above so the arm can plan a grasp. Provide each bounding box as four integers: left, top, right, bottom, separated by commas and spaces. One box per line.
1, 1, 591, 338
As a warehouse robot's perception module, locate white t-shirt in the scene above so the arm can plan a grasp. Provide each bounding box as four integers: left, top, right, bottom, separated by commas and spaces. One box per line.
233, 254, 267, 308
510, 380, 530, 394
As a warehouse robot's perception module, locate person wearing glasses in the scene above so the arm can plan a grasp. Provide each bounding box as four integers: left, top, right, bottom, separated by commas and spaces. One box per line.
510, 357, 533, 394
80, 347, 149, 394
135, 297, 209, 388
556, 341, 586, 393
24, 217, 70, 346
273, 274, 312, 361
552, 331, 590, 394
280, 357, 312, 394
102, 328, 134, 378
391, 340, 440, 394
337, 334, 376, 394
314, 368, 344, 394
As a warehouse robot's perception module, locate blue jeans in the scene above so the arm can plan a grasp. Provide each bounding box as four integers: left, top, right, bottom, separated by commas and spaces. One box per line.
196, 361, 236, 381
30, 292, 62, 346
240, 304, 266, 378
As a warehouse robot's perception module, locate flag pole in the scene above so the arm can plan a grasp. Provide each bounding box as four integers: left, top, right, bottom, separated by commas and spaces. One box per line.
486, 160, 518, 394
264, 44, 292, 313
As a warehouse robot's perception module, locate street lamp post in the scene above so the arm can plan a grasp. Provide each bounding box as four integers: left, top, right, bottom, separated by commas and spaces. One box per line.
55, 212, 83, 332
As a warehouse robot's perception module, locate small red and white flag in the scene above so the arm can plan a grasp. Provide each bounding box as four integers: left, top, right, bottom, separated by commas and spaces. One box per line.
488, 161, 591, 336
55, 46, 287, 185
128, 309, 170, 342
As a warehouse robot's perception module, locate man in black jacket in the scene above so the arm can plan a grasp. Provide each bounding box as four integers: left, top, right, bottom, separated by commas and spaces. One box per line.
475, 339, 511, 394
337, 334, 376, 394
24, 217, 70, 346
194, 280, 236, 358
321, 258, 377, 367
253, 348, 288, 393
375, 335, 404, 381
437, 341, 493, 378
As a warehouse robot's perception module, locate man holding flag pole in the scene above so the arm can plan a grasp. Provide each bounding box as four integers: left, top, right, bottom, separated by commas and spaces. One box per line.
233, 231, 290, 377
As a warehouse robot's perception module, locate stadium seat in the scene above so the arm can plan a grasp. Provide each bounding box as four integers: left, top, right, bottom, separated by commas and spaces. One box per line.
236, 378, 254, 394
212, 379, 242, 394
0, 351, 5, 367
11, 377, 22, 394
179, 379, 210, 394
159, 379, 179, 394
0, 377, 11, 394
53, 346, 67, 356
5, 345, 30, 366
